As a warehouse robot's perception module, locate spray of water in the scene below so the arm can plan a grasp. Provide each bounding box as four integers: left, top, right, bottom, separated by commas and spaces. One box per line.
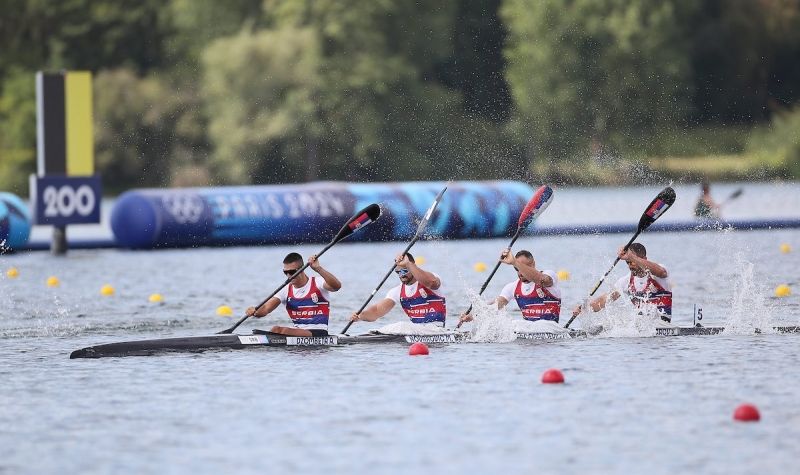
701, 226, 776, 334
463, 289, 517, 343
578, 297, 667, 338
722, 256, 776, 335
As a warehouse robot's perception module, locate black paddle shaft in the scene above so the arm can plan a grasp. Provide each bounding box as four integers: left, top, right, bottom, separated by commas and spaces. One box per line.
564, 186, 676, 329
587, 232, 638, 297
462, 228, 525, 316
720, 188, 744, 206
217, 239, 338, 334
218, 203, 381, 335
456, 184, 555, 328
339, 238, 418, 335
562, 232, 639, 329
340, 184, 449, 335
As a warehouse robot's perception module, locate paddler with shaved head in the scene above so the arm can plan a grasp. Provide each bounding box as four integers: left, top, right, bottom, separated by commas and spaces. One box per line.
571, 243, 672, 322
349, 253, 447, 329
458, 248, 562, 326
246, 252, 342, 336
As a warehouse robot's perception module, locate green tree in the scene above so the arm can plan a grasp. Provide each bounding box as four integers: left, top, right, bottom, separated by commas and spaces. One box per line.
0, 0, 171, 76
502, 0, 694, 160
167, 0, 265, 68
203, 0, 497, 184
203, 27, 322, 184
686, 0, 800, 123
0, 0, 177, 193
747, 105, 800, 177
94, 69, 208, 192
0, 68, 36, 193
437, 0, 512, 122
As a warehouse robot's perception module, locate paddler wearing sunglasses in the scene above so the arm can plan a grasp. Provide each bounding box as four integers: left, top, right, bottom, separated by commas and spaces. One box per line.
349, 253, 447, 328
245, 252, 342, 337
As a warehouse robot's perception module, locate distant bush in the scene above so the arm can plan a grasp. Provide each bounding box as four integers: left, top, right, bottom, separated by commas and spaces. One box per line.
746, 106, 800, 178
0, 69, 36, 194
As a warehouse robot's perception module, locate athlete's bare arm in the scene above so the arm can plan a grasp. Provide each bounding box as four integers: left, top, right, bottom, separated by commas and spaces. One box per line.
246, 296, 282, 318
351, 298, 396, 322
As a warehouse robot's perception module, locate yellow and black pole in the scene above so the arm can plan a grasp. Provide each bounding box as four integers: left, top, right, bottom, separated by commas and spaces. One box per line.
31, 71, 102, 254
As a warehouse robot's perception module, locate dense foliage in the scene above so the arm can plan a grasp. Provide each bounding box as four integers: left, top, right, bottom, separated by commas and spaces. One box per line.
1, 0, 798, 193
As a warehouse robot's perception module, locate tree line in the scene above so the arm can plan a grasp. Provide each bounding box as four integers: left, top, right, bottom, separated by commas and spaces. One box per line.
1, 0, 798, 194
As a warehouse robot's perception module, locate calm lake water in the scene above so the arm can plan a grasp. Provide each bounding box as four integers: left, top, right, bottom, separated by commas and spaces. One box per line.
2, 183, 799, 474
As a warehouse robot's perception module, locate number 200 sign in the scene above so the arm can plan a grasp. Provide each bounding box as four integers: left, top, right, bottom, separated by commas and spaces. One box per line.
29, 175, 102, 225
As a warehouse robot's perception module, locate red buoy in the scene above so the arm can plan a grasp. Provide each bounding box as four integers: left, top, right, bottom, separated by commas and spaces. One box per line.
733, 403, 761, 422
408, 342, 429, 356
541, 368, 565, 384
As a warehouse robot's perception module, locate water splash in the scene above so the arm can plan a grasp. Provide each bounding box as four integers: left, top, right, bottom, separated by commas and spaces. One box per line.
463, 290, 517, 343
577, 297, 668, 338
722, 257, 776, 335
699, 226, 777, 334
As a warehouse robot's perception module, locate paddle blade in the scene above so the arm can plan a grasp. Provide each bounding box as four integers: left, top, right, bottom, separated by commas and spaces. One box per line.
728, 188, 744, 200
637, 186, 676, 231
518, 185, 554, 229
334, 203, 382, 243
413, 183, 449, 238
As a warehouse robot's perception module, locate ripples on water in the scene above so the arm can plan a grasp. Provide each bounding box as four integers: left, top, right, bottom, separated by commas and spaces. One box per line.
1, 221, 799, 473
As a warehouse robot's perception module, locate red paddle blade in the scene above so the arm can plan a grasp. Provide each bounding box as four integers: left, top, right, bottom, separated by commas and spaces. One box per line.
518, 185, 554, 229
638, 186, 676, 231
335, 203, 382, 242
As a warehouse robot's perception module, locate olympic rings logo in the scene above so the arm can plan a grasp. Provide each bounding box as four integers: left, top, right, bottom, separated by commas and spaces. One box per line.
162, 194, 205, 224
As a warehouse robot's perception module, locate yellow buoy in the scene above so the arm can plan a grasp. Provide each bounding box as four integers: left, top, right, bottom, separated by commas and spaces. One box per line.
148, 293, 164, 303
775, 284, 791, 298
216, 305, 233, 316
6, 267, 19, 278
415, 256, 426, 265
780, 243, 792, 254
557, 269, 570, 281
100, 284, 115, 296
473, 262, 487, 272
46, 276, 60, 287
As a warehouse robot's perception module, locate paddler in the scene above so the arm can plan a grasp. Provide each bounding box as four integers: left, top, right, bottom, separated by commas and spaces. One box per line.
246, 253, 341, 336
458, 248, 562, 326
571, 243, 673, 322
694, 180, 720, 219
349, 253, 446, 328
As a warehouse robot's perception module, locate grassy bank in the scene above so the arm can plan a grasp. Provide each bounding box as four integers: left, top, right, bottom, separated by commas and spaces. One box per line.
531, 112, 800, 185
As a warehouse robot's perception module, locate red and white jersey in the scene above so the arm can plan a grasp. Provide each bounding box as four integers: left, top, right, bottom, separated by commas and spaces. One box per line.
385, 274, 446, 326
614, 267, 672, 318
499, 270, 561, 322
277, 276, 331, 329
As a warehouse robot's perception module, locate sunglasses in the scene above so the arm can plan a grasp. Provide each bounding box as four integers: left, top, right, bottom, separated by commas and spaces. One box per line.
395, 268, 409, 277
283, 268, 301, 276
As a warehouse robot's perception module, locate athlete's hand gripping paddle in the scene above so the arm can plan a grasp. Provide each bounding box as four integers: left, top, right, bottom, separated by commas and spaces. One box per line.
456, 185, 554, 328
564, 186, 676, 329
341, 184, 449, 335
218, 203, 382, 334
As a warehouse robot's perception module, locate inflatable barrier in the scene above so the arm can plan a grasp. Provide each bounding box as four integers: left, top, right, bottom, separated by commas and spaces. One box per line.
0, 192, 32, 251
110, 181, 535, 249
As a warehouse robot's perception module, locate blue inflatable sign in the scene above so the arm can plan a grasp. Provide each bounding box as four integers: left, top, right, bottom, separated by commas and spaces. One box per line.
111, 181, 535, 249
